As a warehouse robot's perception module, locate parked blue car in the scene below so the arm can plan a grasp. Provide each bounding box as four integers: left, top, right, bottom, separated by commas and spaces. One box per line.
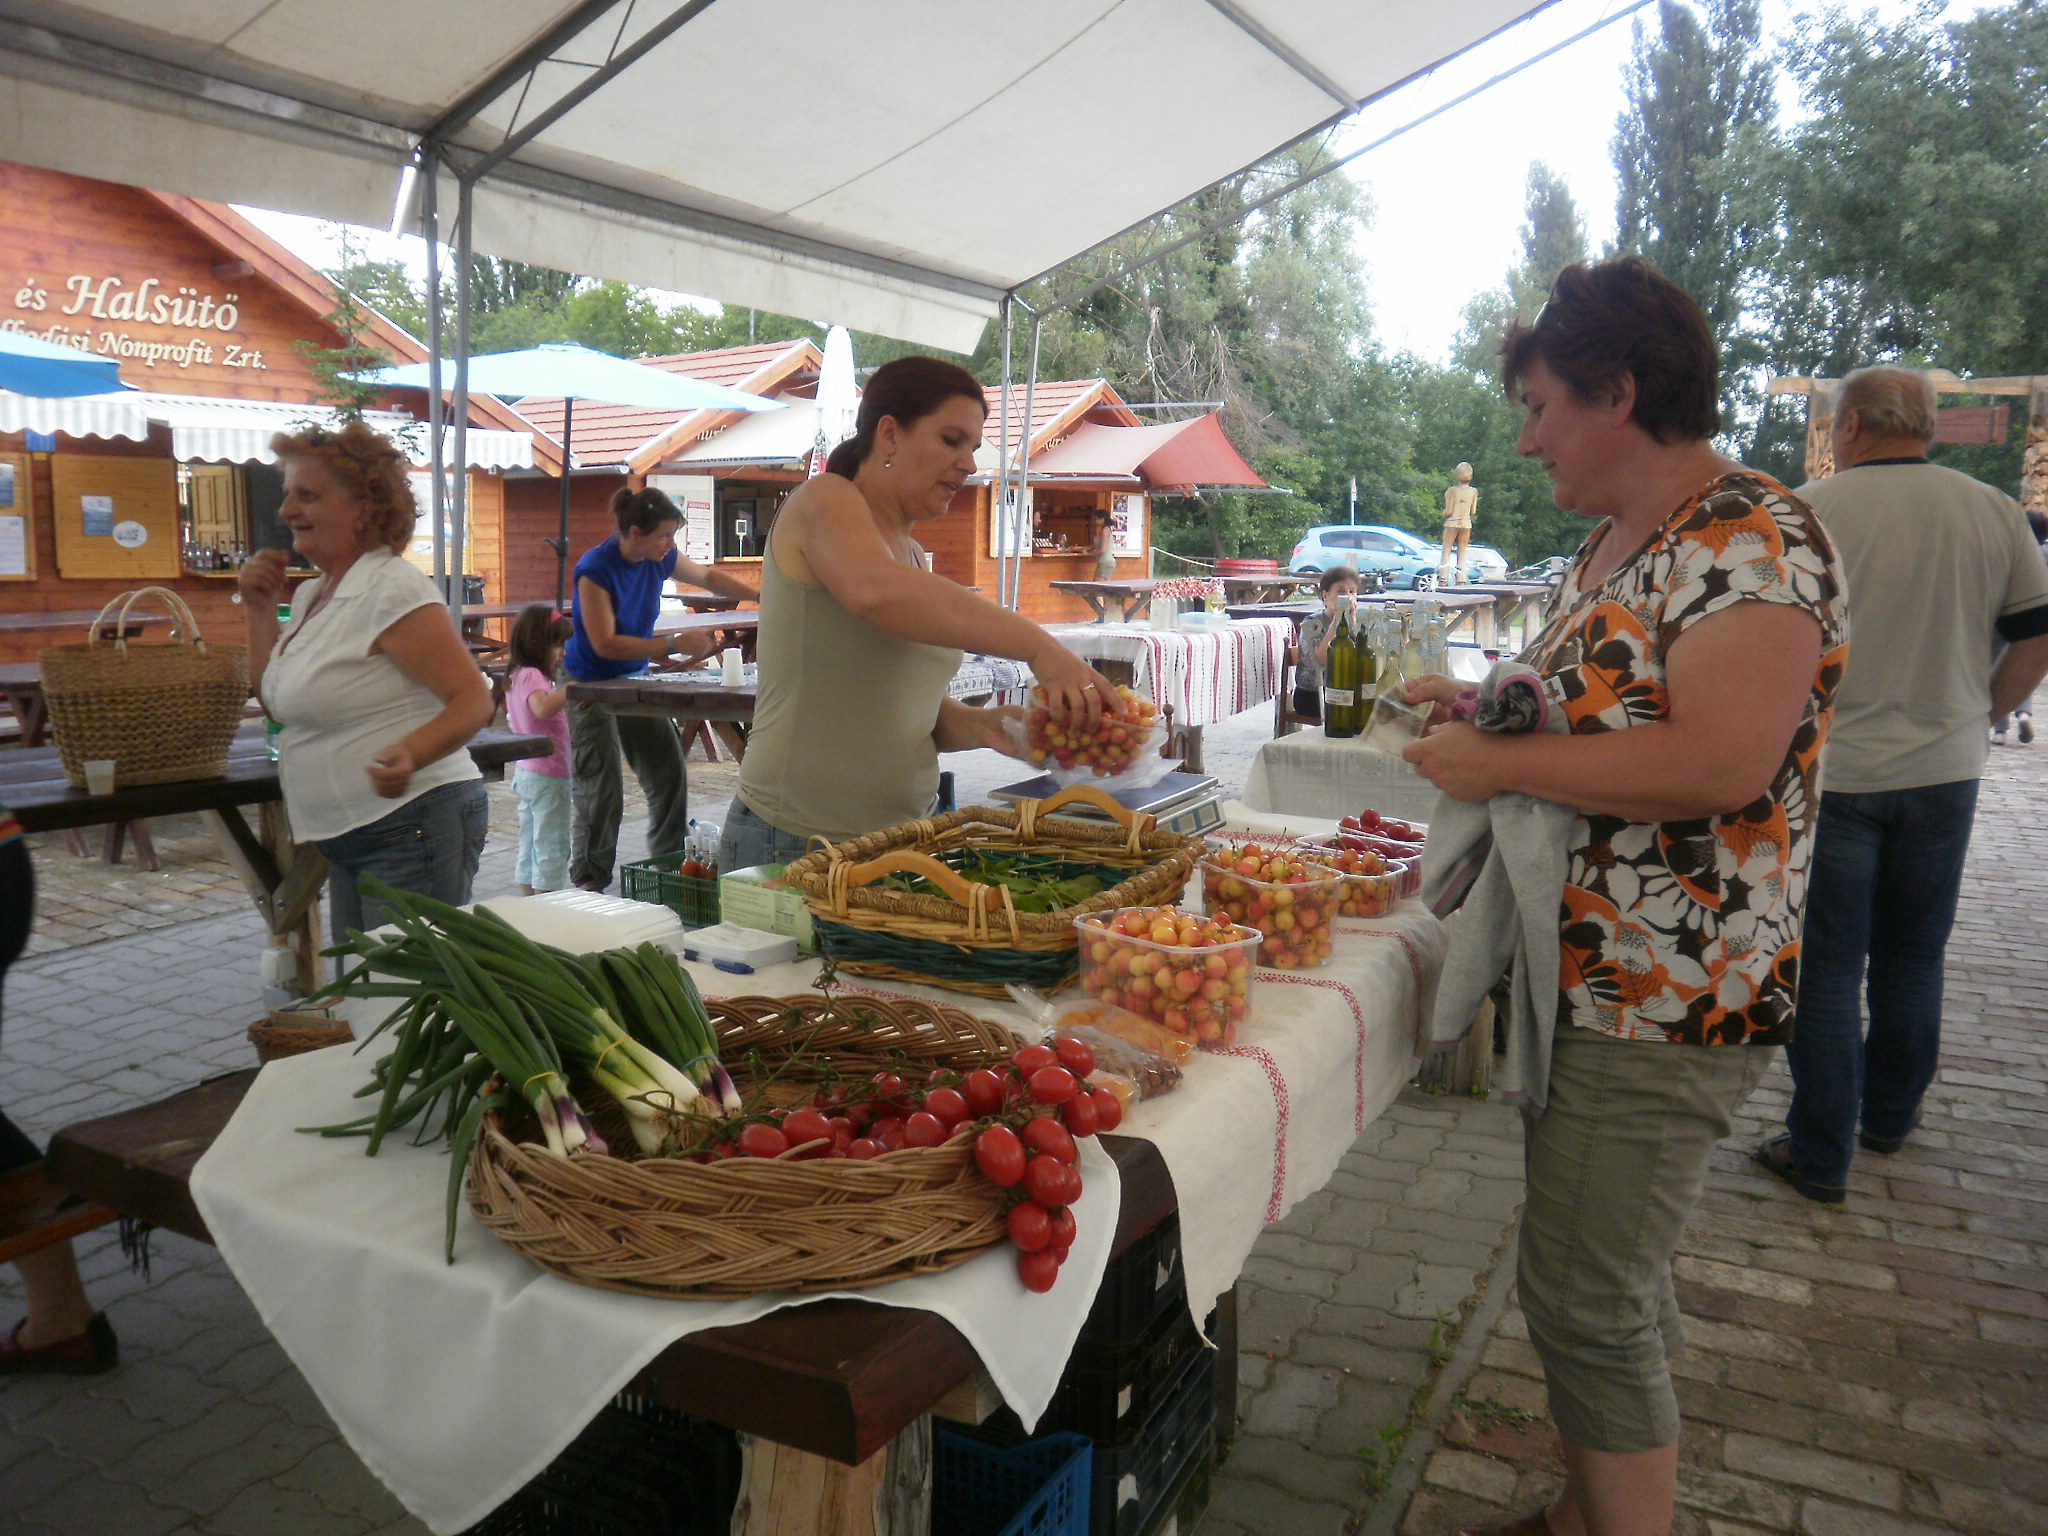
1289, 524, 1447, 588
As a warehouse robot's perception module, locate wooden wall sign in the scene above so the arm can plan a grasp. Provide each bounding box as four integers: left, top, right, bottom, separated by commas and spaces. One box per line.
49, 454, 180, 580
1933, 404, 2010, 446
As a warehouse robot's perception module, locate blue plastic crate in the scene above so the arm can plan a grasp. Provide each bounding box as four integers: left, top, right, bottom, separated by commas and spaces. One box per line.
934, 1426, 1092, 1536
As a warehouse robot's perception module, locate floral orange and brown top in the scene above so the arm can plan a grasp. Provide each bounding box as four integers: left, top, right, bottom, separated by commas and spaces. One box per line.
1521, 472, 1849, 1046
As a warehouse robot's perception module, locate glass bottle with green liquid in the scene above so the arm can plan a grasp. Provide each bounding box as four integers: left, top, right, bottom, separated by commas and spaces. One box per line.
1322, 599, 1362, 737
265, 601, 290, 761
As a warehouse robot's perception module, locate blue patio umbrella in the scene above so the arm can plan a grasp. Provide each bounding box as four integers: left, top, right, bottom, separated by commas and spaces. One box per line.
0, 330, 134, 397
360, 344, 784, 604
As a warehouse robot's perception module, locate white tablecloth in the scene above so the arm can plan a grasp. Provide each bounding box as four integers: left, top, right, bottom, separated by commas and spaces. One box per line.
1046, 619, 1291, 727
1246, 728, 1447, 824
191, 1032, 1117, 1534
188, 904, 1443, 1533
949, 653, 1034, 706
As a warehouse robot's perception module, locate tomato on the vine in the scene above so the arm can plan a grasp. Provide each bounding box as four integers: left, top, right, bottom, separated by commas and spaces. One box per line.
737, 1124, 790, 1159
903, 1111, 948, 1149
848, 1137, 886, 1160
962, 1068, 1006, 1116
1024, 1154, 1070, 1208
1017, 1248, 1059, 1292
923, 1087, 970, 1127
1053, 1036, 1097, 1077
1090, 1087, 1124, 1132
1061, 1092, 1099, 1139
780, 1109, 834, 1150
1007, 1201, 1052, 1252
1047, 1206, 1077, 1251
1012, 1044, 1058, 1076
1055, 1161, 1085, 1206
1022, 1117, 1076, 1164
1028, 1065, 1078, 1105
974, 1125, 1026, 1187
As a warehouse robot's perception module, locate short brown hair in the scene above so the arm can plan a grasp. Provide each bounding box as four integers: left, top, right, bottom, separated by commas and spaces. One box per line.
268, 421, 417, 552
1501, 257, 1721, 444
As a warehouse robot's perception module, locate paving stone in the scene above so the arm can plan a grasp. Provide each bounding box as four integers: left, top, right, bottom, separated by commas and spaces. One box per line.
1913, 1477, 2048, 1536
17, 1469, 196, 1536
1215, 1433, 1367, 1507
1307, 1374, 1415, 1460
1421, 1447, 1518, 1503
203, 1479, 376, 1536
1397, 1166, 1469, 1211
273, 1439, 411, 1526
1721, 1432, 1900, 1510
1795, 1501, 1961, 1536
1290, 1327, 1433, 1386
1391, 1263, 1477, 1321
1673, 1380, 1817, 1442
1325, 1253, 1418, 1309
1201, 1476, 1355, 1536
1238, 1255, 1342, 1300
1671, 1468, 1798, 1527
1673, 1255, 1814, 1306
1239, 1285, 1319, 1355
1238, 1361, 1344, 1439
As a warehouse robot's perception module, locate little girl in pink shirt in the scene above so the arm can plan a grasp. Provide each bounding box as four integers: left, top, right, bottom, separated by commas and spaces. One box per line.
504, 605, 573, 893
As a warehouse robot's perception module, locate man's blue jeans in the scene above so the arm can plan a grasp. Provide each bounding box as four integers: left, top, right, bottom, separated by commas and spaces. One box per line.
1785, 779, 1978, 1185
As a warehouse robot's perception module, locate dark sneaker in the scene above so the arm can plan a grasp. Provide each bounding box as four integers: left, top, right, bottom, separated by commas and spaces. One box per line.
0, 1312, 118, 1376
1753, 1135, 1846, 1205
2021, 715, 2036, 745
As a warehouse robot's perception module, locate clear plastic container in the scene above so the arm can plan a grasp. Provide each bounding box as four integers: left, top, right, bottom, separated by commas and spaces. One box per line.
1073, 905, 1260, 1048
1199, 844, 1344, 969
1296, 838, 1415, 917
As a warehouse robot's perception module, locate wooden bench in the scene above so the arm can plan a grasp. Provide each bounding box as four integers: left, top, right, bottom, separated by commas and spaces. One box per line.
0, 1164, 120, 1265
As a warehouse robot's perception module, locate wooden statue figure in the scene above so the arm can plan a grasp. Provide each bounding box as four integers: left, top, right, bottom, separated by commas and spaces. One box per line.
1439, 462, 1477, 586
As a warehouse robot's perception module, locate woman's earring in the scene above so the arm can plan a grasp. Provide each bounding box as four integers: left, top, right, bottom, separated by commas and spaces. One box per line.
884, 455, 894, 469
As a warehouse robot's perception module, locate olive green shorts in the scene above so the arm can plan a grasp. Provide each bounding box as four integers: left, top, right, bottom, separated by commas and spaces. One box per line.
1517, 1026, 1775, 1453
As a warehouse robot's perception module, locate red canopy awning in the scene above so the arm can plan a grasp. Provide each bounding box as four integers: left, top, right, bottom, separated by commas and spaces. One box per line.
1027, 414, 1266, 490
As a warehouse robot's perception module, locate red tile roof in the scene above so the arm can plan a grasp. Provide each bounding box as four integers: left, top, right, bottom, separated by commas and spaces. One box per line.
515, 338, 822, 469
979, 379, 1143, 459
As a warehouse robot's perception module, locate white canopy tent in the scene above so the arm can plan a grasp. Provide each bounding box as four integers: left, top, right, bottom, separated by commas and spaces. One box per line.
0, 0, 1556, 597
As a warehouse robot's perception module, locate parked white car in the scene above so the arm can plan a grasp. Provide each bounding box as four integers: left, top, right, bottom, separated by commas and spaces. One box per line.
1464, 545, 1509, 582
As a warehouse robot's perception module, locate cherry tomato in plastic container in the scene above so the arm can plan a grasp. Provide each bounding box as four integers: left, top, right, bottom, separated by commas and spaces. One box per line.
974, 1125, 1026, 1187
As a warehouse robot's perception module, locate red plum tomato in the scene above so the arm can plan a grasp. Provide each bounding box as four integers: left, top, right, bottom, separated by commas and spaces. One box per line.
1007, 1201, 1052, 1252
974, 1125, 1026, 1187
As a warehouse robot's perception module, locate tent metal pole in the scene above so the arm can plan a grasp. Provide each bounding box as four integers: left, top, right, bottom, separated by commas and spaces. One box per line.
555, 396, 574, 608
1013, 315, 1042, 610
450, 178, 474, 613
420, 149, 447, 589
995, 296, 1013, 613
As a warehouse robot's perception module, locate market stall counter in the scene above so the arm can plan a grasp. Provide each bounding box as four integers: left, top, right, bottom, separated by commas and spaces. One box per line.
46, 879, 1443, 1534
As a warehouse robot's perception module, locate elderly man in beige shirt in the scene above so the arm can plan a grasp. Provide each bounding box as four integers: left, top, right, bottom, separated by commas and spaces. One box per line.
1757, 366, 2048, 1204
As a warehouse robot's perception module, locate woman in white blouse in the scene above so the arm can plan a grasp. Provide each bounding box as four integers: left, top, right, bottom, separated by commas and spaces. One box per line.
239, 424, 494, 939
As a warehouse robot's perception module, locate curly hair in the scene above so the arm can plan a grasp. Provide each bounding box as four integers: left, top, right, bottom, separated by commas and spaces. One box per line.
268, 420, 417, 552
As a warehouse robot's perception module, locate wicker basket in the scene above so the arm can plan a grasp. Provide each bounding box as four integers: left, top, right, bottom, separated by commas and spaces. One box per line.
40, 587, 248, 789
781, 785, 1203, 998
466, 992, 1019, 1298
248, 1000, 353, 1064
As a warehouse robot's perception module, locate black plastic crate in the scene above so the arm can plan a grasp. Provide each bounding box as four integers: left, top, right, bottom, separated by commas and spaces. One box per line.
464, 1392, 739, 1536
987, 1304, 1208, 1448
1078, 1214, 1185, 1347
621, 852, 721, 929
1090, 1343, 1217, 1536
1138, 1440, 1215, 1536
934, 1425, 1092, 1536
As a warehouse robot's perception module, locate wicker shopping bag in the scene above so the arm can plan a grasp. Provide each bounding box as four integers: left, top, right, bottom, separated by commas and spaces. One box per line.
40, 586, 249, 788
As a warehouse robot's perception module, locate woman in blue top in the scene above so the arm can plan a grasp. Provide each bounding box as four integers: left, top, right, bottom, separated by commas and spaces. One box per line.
566, 486, 755, 890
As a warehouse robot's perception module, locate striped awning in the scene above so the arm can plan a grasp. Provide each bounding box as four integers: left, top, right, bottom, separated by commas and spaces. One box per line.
0, 389, 534, 471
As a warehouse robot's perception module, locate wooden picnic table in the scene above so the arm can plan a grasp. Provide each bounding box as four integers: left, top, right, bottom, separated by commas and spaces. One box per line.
1441, 580, 1557, 647
1049, 577, 1158, 623
40, 1068, 1226, 1526
3, 724, 548, 994
1217, 572, 1321, 603
0, 661, 45, 746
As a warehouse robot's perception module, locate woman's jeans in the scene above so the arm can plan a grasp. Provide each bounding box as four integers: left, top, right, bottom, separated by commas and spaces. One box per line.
1, 838, 43, 1175
316, 780, 488, 943
715, 797, 815, 873
1784, 779, 1979, 1184
514, 770, 572, 891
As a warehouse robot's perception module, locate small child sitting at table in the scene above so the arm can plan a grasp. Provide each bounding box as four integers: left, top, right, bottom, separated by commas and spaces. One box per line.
1292, 566, 1361, 720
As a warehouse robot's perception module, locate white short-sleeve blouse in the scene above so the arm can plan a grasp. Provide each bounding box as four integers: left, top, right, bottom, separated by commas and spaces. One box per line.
260, 549, 481, 841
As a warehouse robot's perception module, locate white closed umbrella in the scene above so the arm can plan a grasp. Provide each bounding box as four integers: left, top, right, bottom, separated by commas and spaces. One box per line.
808, 326, 859, 476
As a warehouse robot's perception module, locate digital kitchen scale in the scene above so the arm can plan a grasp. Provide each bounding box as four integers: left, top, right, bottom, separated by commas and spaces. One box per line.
986, 770, 1225, 838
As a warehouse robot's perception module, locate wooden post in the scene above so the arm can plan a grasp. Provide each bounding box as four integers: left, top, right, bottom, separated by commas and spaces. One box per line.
1803, 386, 1836, 482
732, 1417, 931, 1536
2023, 376, 2048, 524
1413, 996, 1494, 1096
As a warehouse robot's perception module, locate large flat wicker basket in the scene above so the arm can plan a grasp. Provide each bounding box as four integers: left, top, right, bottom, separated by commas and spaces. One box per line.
40, 588, 249, 789
465, 992, 1018, 1298
780, 785, 1203, 999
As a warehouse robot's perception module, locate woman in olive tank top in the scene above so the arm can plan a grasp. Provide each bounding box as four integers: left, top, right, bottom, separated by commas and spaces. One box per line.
720, 357, 1127, 866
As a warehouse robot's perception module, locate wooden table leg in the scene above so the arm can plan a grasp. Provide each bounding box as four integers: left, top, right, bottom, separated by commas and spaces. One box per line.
203, 803, 327, 997
1121, 595, 1150, 623
711, 721, 748, 762
733, 1417, 930, 1536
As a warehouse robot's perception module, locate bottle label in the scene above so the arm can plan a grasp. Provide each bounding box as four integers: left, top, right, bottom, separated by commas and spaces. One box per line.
1321, 686, 1355, 708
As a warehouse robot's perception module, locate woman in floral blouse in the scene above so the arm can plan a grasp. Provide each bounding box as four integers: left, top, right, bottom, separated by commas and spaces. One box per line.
1404, 258, 1847, 1536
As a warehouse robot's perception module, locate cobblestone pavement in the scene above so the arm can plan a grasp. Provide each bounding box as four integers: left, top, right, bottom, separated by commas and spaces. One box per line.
8, 709, 2039, 1535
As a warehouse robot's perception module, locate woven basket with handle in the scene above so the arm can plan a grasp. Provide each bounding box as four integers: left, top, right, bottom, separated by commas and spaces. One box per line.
39, 587, 248, 789
780, 784, 1203, 998
466, 991, 1020, 1298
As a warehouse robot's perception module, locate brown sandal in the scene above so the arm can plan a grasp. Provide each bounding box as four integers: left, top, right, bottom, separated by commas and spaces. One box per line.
1455, 1510, 1554, 1536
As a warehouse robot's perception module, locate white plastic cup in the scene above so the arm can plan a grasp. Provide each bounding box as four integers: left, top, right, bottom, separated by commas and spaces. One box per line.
83, 759, 116, 796
720, 647, 744, 686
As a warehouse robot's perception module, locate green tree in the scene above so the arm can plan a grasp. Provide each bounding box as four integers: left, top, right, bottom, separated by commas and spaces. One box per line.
297, 226, 397, 421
